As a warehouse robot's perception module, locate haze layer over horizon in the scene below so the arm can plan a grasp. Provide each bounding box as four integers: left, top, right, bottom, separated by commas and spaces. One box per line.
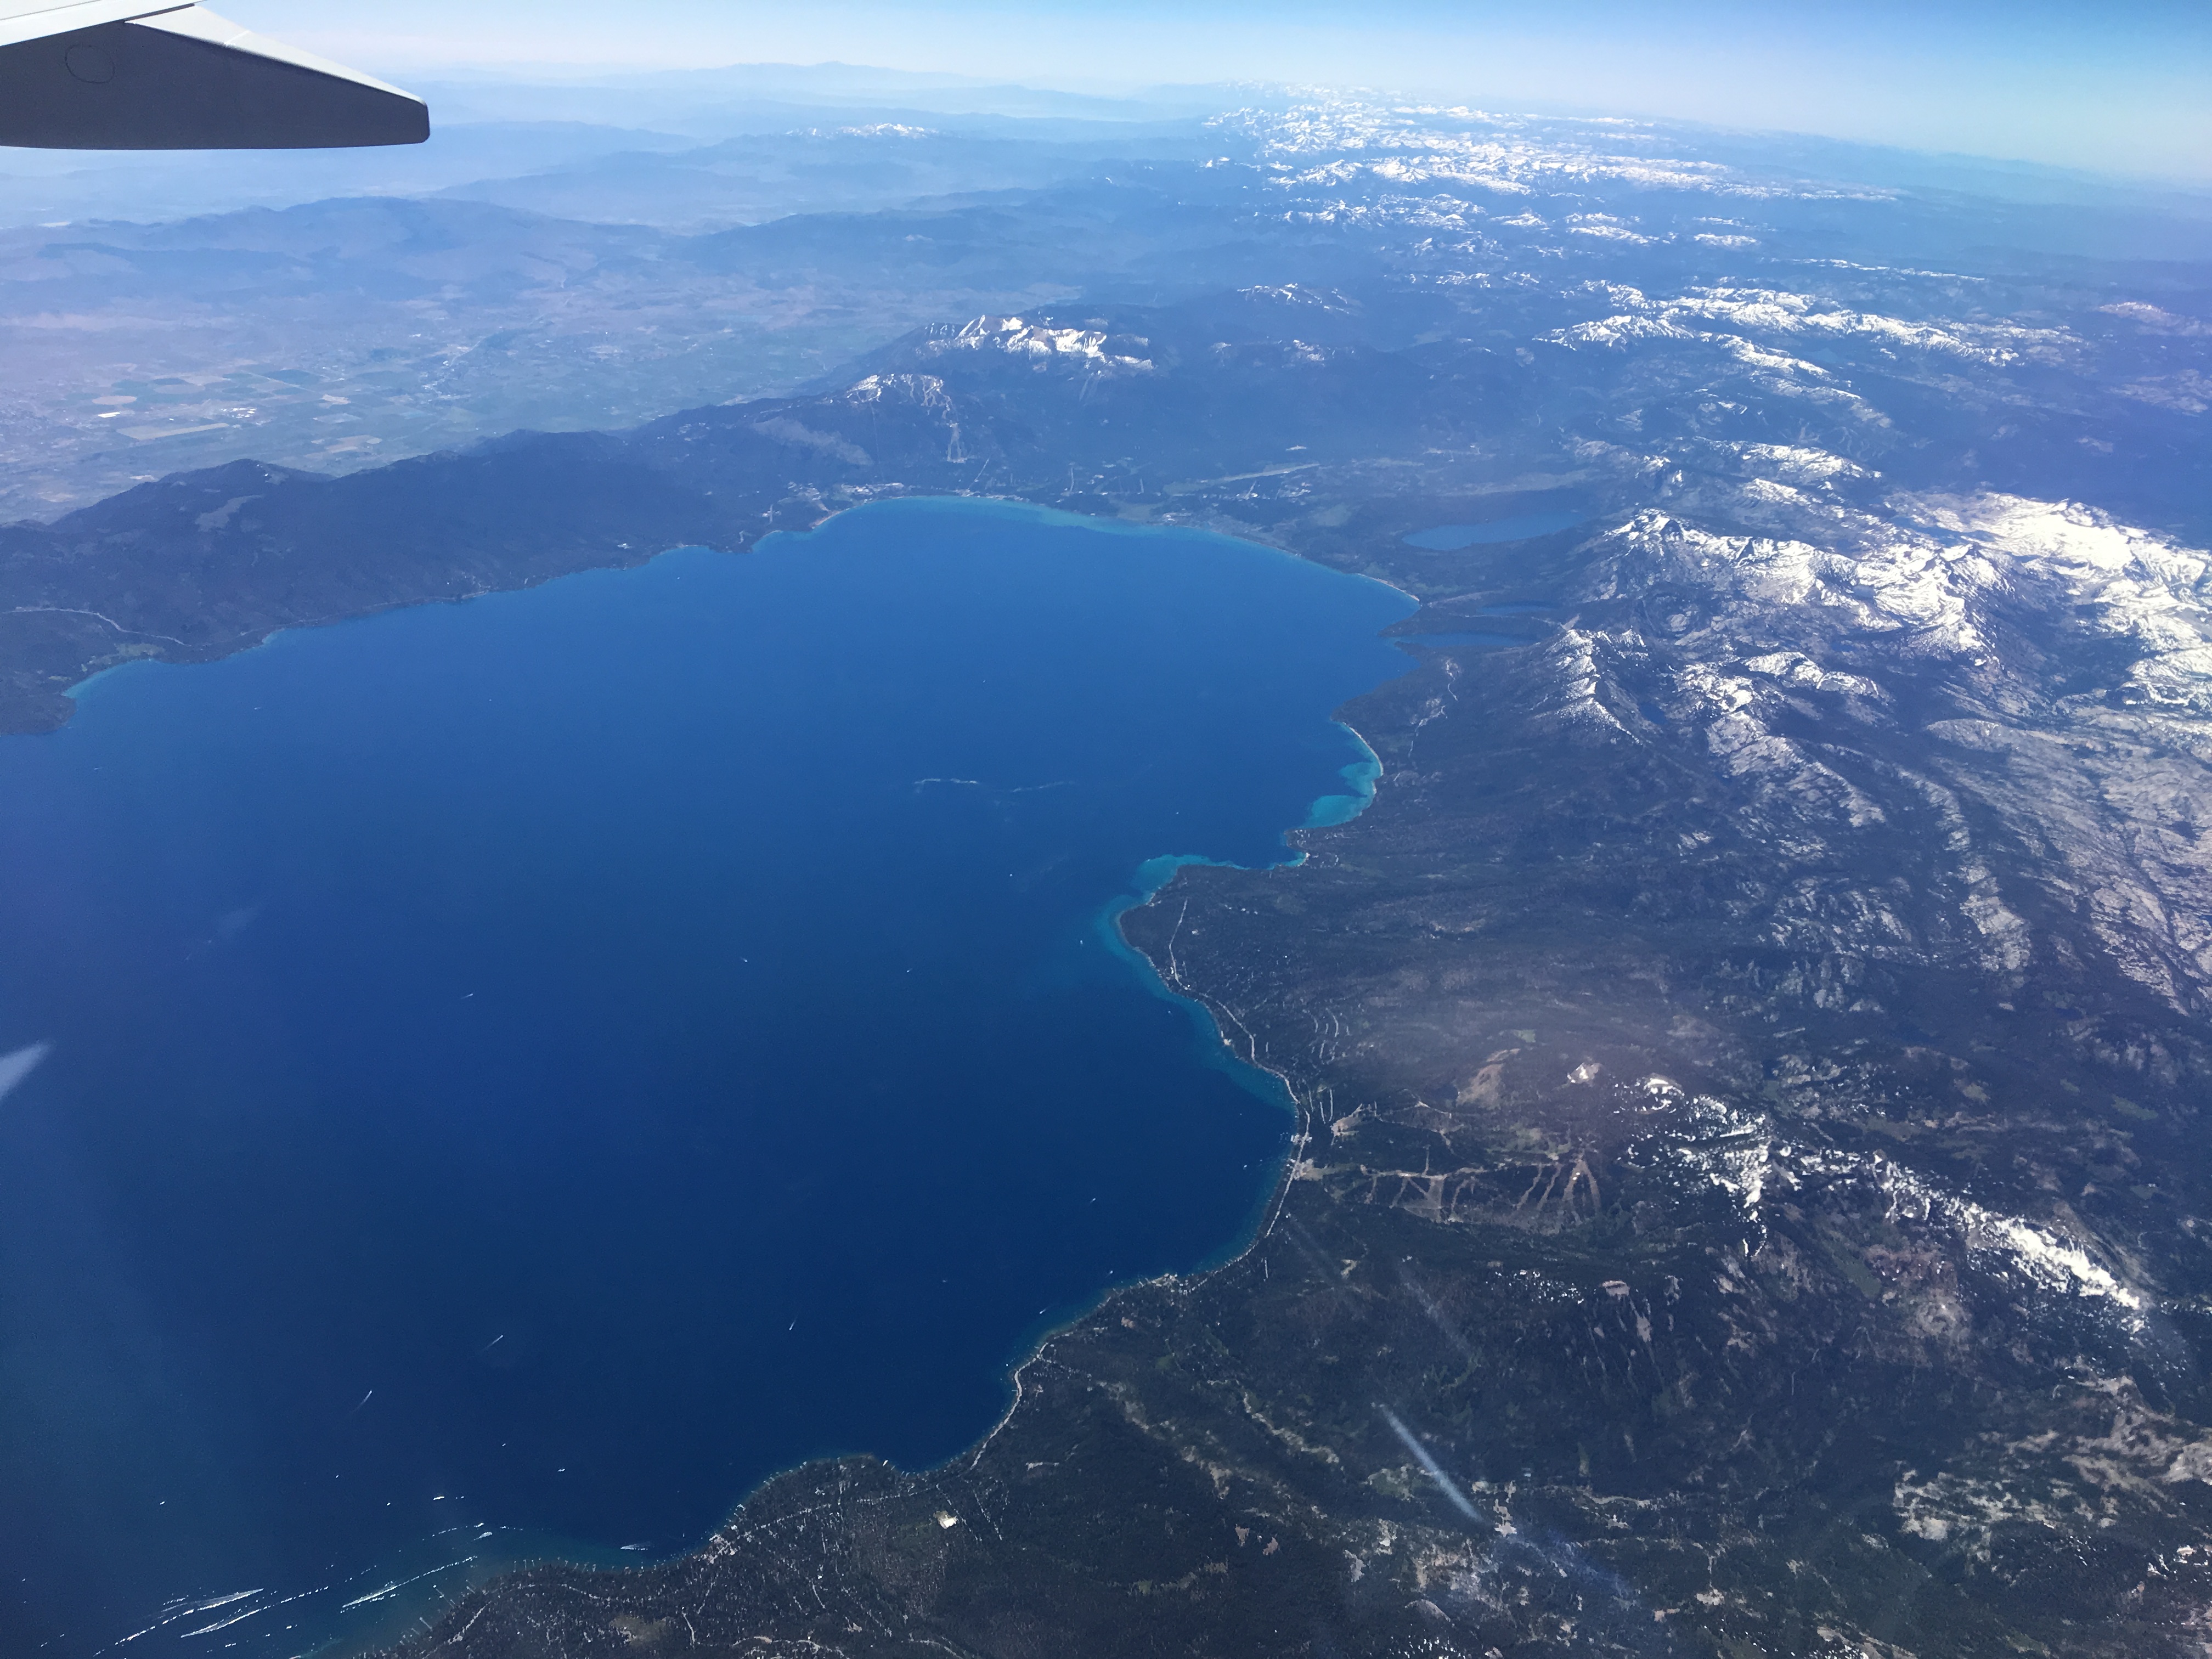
212, 0, 2209, 185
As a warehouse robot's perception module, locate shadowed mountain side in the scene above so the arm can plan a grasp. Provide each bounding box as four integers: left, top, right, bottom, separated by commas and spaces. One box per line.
0, 376, 948, 730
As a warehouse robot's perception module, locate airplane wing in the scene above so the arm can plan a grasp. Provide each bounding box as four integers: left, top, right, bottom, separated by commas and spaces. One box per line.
0, 0, 428, 147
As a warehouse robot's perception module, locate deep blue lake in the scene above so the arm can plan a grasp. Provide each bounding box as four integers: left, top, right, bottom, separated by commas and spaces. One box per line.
0, 497, 1414, 1656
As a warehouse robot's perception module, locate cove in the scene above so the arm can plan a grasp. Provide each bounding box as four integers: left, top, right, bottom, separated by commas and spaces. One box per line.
0, 496, 1415, 1657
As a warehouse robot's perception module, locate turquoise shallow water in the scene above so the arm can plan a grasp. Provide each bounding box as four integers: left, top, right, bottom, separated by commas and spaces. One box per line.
0, 496, 1414, 1656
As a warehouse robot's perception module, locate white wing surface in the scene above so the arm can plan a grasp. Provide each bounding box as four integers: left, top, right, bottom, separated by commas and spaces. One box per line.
0, 0, 427, 147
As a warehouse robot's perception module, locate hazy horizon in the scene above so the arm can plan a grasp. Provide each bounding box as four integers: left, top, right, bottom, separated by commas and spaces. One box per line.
217, 0, 2211, 185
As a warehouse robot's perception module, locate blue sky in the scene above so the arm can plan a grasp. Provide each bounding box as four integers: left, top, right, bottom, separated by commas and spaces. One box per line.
240, 0, 2209, 182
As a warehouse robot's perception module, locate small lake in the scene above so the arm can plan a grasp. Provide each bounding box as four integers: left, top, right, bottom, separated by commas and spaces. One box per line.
1395, 631, 1532, 651
0, 498, 1414, 1656
1402, 512, 1585, 550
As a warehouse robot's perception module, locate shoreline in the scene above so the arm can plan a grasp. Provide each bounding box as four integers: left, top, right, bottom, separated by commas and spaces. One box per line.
25, 485, 1418, 1659
28, 486, 1416, 738
358, 704, 1401, 1659
314, 495, 1415, 1659
352, 724, 1396, 1658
